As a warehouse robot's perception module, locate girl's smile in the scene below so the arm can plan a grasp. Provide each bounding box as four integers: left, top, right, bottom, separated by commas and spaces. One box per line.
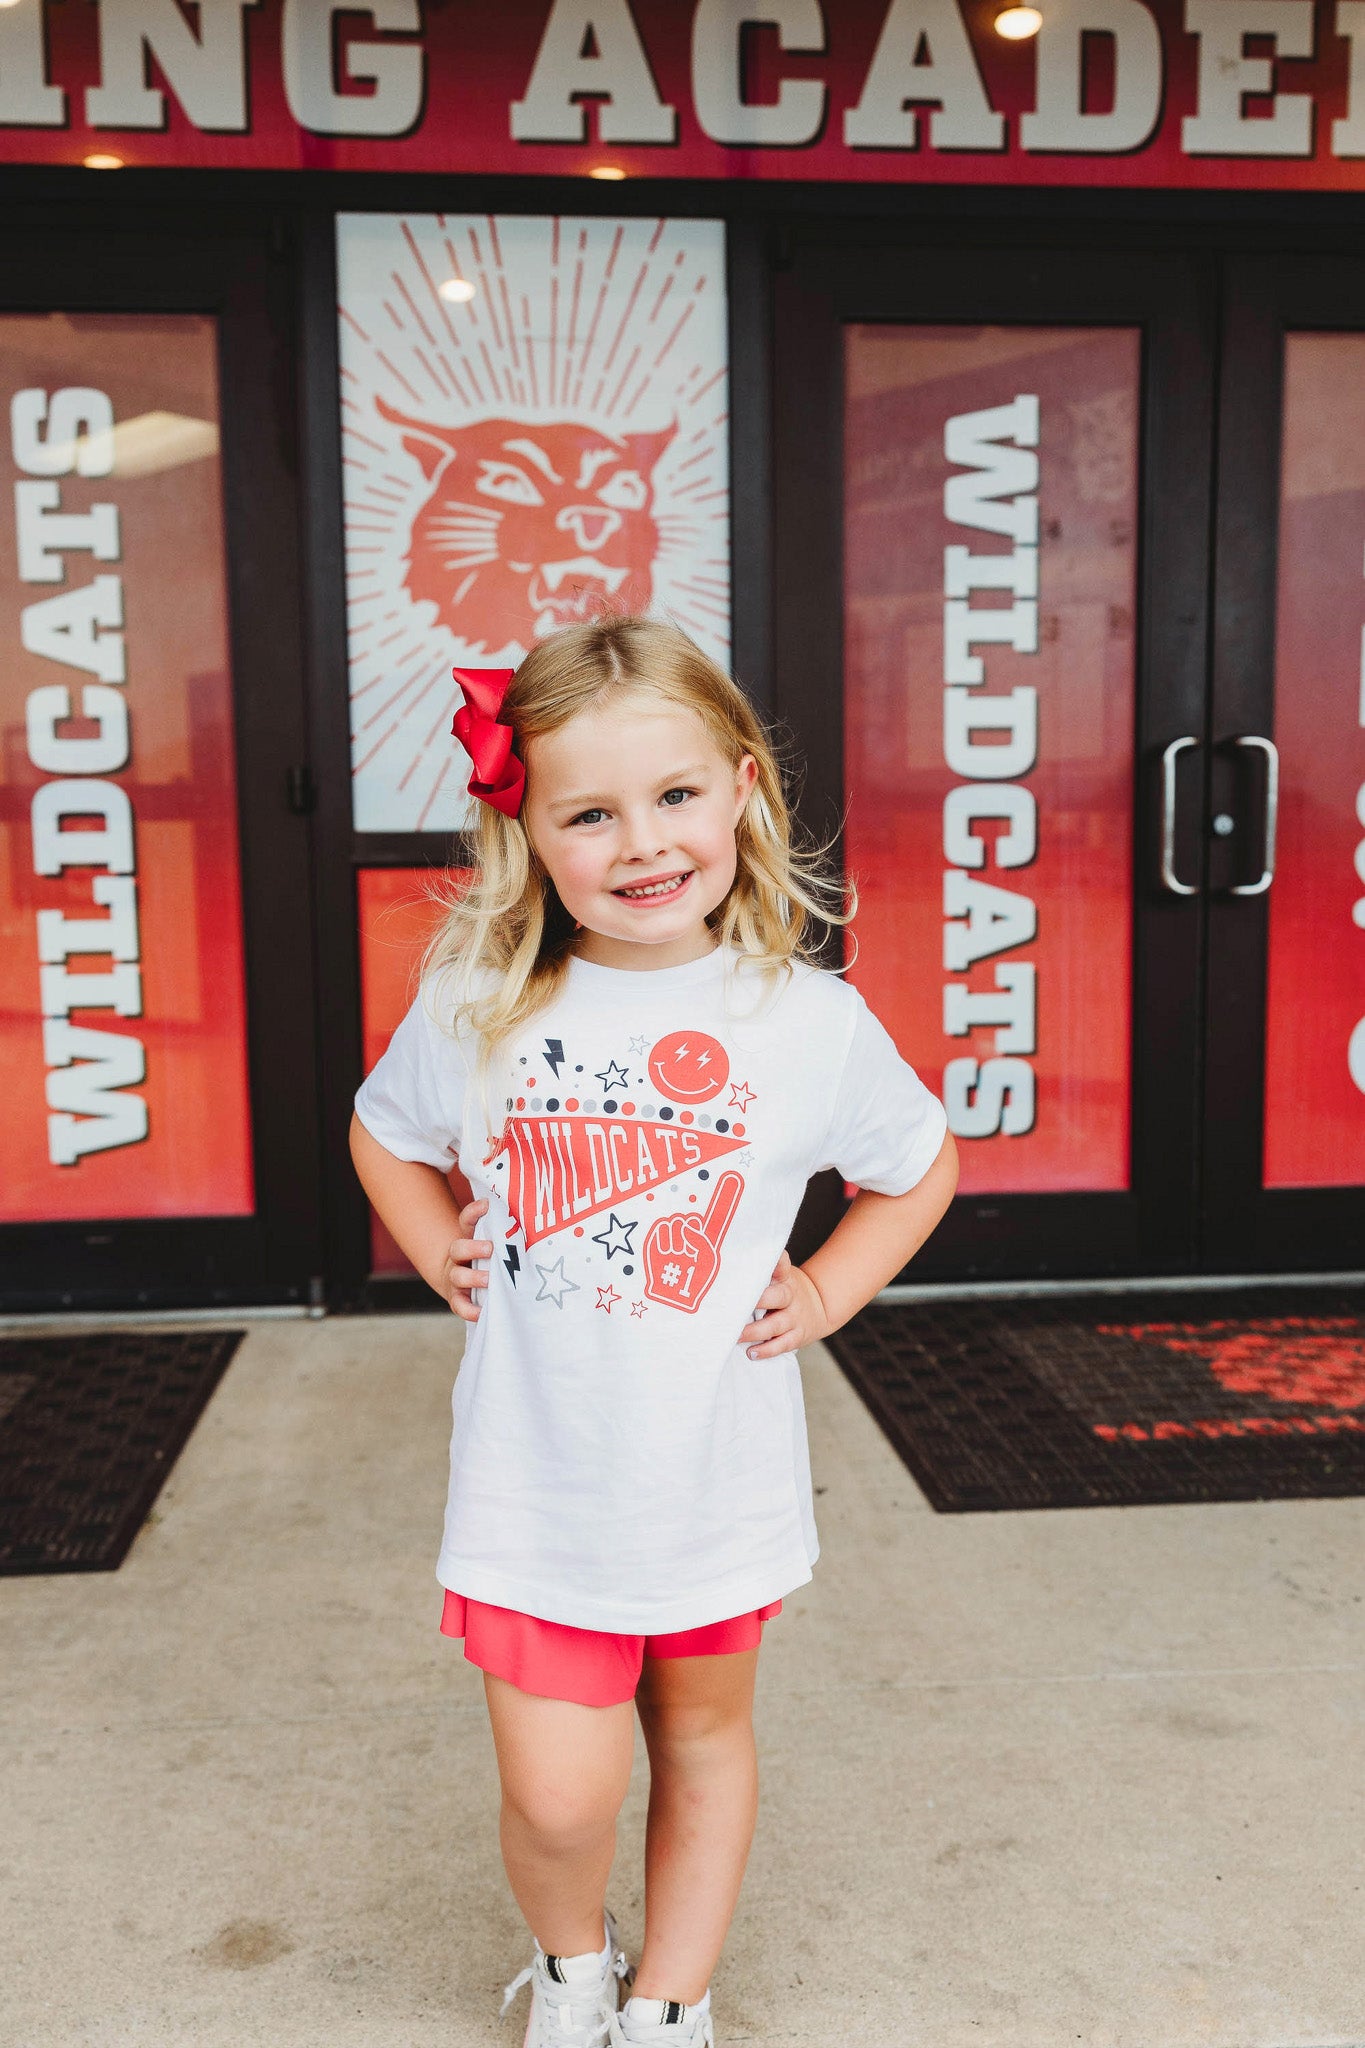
613, 869, 693, 903
523, 700, 756, 971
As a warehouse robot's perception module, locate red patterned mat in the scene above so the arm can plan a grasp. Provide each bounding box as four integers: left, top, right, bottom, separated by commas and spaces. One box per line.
825, 1288, 1365, 1512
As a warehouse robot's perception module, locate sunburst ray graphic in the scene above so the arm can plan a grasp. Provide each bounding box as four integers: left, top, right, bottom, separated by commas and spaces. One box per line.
337, 214, 732, 835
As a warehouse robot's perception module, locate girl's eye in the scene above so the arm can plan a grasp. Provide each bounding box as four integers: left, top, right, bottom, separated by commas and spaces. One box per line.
660, 787, 694, 808
568, 786, 699, 827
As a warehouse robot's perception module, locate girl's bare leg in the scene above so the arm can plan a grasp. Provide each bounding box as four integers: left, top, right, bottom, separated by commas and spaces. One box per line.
484, 1672, 637, 1958
631, 1647, 760, 2005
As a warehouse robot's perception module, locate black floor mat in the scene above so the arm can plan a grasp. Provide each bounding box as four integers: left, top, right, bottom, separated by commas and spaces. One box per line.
825, 1287, 1365, 1512
0, 1328, 243, 1574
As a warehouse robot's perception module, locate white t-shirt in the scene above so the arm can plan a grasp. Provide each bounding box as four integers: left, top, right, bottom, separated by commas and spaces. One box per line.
354, 947, 947, 1634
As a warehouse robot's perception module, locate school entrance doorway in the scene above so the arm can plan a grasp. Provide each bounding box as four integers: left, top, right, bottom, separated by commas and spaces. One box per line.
774, 235, 1365, 1284
0, 218, 321, 1310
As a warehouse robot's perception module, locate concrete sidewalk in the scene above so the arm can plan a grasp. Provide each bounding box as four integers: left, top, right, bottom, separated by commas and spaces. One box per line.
2, 1313, 1362, 2047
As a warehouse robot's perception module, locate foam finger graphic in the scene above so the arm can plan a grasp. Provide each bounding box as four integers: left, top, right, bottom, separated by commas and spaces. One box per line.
642, 1171, 746, 1315
699, 1170, 744, 1249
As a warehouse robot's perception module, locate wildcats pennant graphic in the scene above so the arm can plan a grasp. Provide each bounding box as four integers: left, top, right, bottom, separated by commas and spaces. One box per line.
504, 1113, 746, 1249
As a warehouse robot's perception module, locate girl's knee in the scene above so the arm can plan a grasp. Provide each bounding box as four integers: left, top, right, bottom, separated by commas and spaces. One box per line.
501, 1772, 623, 1855
487, 1682, 635, 1852
638, 1690, 755, 1766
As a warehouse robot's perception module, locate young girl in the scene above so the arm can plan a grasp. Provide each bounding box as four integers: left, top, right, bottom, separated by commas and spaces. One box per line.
350, 617, 957, 2047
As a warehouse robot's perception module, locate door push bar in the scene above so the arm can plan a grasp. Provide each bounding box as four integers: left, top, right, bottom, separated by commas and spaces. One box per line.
1228, 734, 1279, 897
1159, 733, 1279, 898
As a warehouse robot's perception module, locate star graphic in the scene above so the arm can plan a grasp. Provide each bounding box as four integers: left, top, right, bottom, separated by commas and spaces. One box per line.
596, 1284, 621, 1314
595, 1060, 631, 1093
630, 1300, 647, 1319
591, 1210, 637, 1261
733, 1148, 754, 1168
728, 1081, 756, 1113
628, 1035, 649, 1056
534, 1257, 580, 1308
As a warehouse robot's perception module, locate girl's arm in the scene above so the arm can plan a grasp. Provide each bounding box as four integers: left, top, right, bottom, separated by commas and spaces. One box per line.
349, 1113, 492, 1320
739, 1130, 959, 1359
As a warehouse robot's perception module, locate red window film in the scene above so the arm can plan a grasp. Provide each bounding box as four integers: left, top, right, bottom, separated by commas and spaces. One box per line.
843, 324, 1138, 1194
0, 314, 252, 1221
1263, 335, 1365, 1188
357, 866, 470, 1277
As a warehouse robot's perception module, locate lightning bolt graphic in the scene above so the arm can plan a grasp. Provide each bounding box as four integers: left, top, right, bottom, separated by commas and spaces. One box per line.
503, 1243, 520, 1286
542, 1038, 564, 1078
697, 1050, 711, 1067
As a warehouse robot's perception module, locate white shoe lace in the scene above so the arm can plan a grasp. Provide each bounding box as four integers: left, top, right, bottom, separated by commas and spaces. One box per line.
501, 1939, 632, 2048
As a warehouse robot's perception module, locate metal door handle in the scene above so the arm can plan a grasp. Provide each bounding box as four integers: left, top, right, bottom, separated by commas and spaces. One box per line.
1229, 734, 1279, 896
1160, 736, 1199, 896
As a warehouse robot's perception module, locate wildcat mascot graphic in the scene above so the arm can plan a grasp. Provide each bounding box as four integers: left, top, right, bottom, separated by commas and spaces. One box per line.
377, 397, 677, 660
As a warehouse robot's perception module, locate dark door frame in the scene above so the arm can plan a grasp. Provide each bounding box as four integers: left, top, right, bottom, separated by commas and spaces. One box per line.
5, 184, 1365, 1310
1201, 256, 1365, 1272
772, 226, 1220, 1281
0, 214, 323, 1311
289, 186, 1365, 1308
296, 195, 778, 1310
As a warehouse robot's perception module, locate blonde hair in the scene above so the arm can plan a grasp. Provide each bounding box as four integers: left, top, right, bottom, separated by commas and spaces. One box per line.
425, 615, 849, 1061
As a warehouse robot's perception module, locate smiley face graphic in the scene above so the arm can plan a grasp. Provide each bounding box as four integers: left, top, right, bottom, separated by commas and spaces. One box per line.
647, 1030, 730, 1105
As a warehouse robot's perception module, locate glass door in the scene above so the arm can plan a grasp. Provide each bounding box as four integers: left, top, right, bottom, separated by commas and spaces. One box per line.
0, 313, 254, 1220
1201, 261, 1365, 1272
843, 323, 1139, 1196
776, 235, 1365, 1284
0, 224, 320, 1309
774, 234, 1217, 1281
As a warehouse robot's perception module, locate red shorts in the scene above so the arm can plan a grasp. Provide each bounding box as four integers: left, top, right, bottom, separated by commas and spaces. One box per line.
440, 1590, 781, 1708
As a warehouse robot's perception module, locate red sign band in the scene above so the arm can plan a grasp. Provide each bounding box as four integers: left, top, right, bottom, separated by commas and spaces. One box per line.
4, 0, 1365, 189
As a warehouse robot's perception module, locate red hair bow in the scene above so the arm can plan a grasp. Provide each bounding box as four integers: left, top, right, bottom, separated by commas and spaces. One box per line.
451, 666, 524, 818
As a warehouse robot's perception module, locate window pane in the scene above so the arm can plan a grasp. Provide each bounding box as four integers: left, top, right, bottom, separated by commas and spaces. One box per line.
1263, 333, 1365, 1188
0, 313, 253, 1222
337, 214, 731, 834
357, 866, 465, 1278
843, 324, 1138, 1193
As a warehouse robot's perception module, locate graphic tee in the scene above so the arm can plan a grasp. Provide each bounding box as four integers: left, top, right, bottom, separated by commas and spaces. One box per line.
354, 948, 947, 1633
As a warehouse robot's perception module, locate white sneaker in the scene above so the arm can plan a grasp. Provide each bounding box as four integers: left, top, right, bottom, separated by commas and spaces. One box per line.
609, 1992, 715, 2045
501, 1912, 633, 2048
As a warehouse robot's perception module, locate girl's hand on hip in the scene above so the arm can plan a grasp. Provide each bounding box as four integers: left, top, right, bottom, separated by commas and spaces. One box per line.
739, 1251, 831, 1359
442, 1198, 492, 1321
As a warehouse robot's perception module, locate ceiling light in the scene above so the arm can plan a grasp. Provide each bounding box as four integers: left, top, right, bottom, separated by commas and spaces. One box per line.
83, 152, 125, 169
589, 165, 628, 180
994, 4, 1043, 34
438, 277, 476, 303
